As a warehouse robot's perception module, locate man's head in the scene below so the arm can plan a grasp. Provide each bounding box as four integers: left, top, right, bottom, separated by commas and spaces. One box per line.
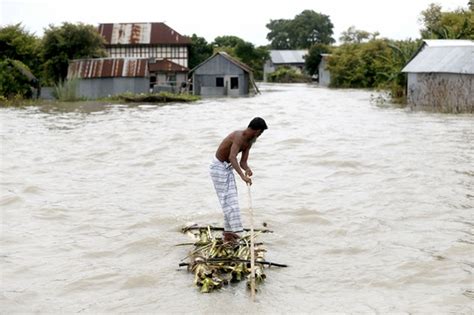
248, 117, 268, 131
247, 117, 268, 140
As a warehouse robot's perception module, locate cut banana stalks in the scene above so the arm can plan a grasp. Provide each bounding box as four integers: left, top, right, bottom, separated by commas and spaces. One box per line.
179, 225, 275, 293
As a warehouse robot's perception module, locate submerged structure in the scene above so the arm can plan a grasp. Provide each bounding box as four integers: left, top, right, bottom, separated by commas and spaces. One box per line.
66, 22, 191, 98
402, 40, 474, 113
190, 52, 257, 97
263, 50, 308, 82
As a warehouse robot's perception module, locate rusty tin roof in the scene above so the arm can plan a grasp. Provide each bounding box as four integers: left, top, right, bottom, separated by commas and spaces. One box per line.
98, 23, 191, 45
67, 58, 149, 79
149, 59, 189, 72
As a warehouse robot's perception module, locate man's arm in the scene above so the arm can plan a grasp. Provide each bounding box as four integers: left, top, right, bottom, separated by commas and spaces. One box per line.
229, 139, 252, 184
240, 146, 252, 177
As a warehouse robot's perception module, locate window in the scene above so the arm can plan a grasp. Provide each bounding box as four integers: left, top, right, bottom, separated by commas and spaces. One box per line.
230, 77, 239, 89
216, 77, 224, 87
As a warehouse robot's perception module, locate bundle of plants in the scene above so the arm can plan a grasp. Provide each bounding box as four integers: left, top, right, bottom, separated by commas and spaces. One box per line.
117, 92, 200, 103
178, 225, 287, 293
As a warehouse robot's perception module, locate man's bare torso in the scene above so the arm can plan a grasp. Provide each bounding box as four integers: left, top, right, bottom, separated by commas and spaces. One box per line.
215, 131, 251, 162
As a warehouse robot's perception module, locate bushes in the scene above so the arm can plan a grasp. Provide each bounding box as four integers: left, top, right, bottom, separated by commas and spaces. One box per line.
52, 79, 82, 101
326, 39, 421, 102
267, 66, 311, 83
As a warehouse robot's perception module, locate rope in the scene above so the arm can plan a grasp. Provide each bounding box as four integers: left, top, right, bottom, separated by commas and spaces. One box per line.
247, 183, 256, 301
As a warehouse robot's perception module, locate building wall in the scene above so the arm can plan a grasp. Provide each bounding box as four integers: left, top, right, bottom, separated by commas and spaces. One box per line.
318, 58, 331, 87
407, 73, 473, 113
106, 45, 188, 67
193, 55, 249, 96
263, 60, 275, 82
76, 78, 149, 99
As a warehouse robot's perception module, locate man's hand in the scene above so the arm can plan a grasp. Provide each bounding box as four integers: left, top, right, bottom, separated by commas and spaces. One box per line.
245, 168, 253, 177
241, 174, 252, 185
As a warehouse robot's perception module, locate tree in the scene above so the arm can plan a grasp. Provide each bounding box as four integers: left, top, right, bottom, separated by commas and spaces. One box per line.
419, 3, 473, 39
0, 24, 41, 98
339, 26, 379, 43
266, 10, 335, 49
188, 34, 213, 69
265, 19, 292, 49
41, 22, 106, 84
213, 36, 245, 48
304, 43, 332, 76
0, 24, 41, 76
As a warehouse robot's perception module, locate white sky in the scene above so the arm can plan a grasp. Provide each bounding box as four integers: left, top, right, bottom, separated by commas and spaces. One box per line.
0, 0, 469, 45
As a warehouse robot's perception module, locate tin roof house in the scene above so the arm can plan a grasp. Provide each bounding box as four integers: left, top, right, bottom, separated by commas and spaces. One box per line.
190, 52, 257, 97
263, 50, 308, 82
67, 22, 191, 98
401, 40, 474, 113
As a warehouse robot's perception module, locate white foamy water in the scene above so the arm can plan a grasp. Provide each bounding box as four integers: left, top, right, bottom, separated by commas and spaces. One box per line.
1, 84, 473, 313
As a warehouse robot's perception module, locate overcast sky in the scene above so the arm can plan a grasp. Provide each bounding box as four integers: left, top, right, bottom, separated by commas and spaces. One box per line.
1, 0, 469, 45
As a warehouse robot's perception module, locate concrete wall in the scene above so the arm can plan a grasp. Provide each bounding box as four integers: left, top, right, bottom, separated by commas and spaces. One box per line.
76, 78, 149, 99
318, 58, 331, 87
263, 60, 275, 82
407, 73, 473, 113
193, 55, 249, 96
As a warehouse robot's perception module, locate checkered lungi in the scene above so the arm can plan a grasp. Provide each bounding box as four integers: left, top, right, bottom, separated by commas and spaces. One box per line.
209, 157, 244, 233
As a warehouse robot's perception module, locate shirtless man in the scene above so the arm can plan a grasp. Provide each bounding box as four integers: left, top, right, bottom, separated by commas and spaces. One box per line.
209, 117, 268, 243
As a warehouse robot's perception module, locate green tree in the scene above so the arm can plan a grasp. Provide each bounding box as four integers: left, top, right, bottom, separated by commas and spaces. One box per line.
0, 59, 37, 98
234, 42, 269, 80
339, 26, 380, 43
326, 40, 393, 88
213, 35, 245, 48
41, 22, 106, 84
188, 34, 213, 69
419, 3, 473, 39
265, 19, 293, 49
0, 23, 41, 74
266, 10, 335, 49
304, 43, 332, 76
0, 24, 41, 98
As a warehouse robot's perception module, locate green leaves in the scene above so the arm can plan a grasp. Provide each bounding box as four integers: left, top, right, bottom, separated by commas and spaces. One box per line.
41, 22, 106, 84
183, 228, 268, 293
419, 3, 473, 39
266, 10, 335, 49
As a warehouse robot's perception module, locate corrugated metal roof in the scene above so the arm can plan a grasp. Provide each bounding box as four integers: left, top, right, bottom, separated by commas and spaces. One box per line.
424, 39, 474, 47
98, 23, 191, 45
402, 46, 474, 74
149, 59, 189, 72
189, 51, 253, 74
67, 58, 149, 79
270, 50, 308, 64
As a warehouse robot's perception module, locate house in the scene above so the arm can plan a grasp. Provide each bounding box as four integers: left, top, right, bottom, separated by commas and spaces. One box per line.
98, 22, 190, 67
263, 50, 308, 82
190, 52, 256, 97
67, 58, 150, 99
318, 54, 332, 87
66, 22, 191, 98
401, 40, 474, 113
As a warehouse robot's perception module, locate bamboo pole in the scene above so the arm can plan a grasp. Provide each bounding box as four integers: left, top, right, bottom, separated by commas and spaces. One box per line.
247, 183, 256, 301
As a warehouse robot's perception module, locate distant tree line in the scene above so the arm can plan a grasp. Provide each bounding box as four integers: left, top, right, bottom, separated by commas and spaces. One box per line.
1, 3, 472, 101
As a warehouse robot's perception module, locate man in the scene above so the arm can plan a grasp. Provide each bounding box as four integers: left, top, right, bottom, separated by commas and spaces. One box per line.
209, 117, 268, 243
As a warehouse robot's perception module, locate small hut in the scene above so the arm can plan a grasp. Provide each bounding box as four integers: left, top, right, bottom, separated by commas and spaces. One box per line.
263, 50, 308, 82
401, 40, 474, 113
190, 52, 256, 97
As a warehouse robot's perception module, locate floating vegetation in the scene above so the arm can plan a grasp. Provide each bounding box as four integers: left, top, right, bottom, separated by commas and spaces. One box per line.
116, 92, 200, 103
178, 225, 287, 293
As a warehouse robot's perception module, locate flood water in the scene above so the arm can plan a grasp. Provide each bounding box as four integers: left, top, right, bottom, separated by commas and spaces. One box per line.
1, 84, 473, 313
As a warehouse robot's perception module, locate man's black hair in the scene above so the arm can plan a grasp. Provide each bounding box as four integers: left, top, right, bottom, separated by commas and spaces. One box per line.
248, 117, 268, 131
